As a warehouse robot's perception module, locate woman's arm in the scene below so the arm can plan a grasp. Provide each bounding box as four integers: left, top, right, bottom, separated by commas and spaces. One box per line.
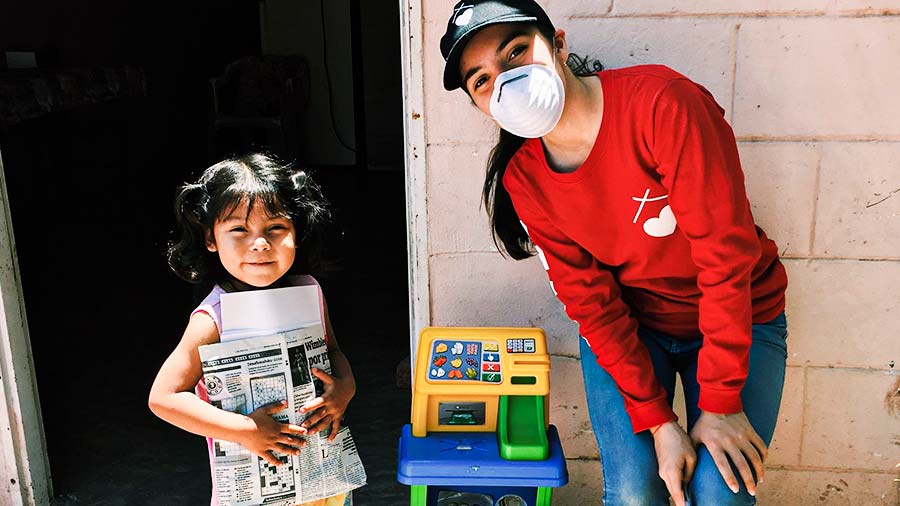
651, 77, 770, 495
148, 312, 306, 465
652, 77, 760, 414
504, 175, 677, 433
507, 177, 697, 506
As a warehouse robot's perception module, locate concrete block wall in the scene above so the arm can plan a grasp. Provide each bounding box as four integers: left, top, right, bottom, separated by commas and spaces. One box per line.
420, 1, 900, 503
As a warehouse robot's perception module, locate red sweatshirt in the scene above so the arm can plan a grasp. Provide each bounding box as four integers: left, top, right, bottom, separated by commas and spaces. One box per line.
503, 65, 787, 433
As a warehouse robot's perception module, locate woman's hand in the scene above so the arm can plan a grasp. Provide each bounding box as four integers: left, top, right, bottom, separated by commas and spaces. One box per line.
689, 410, 767, 496
237, 400, 308, 466
298, 368, 356, 441
652, 420, 697, 506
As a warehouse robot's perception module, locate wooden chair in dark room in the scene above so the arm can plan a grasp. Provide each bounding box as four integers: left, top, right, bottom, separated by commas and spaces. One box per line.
207, 55, 310, 162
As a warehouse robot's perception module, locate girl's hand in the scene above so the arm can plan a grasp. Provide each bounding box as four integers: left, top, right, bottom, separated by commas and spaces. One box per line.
689, 410, 767, 497
652, 420, 697, 506
298, 368, 356, 441
238, 400, 308, 466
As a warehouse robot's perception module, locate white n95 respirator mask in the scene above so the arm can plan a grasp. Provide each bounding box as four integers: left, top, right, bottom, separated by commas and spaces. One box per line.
489, 63, 565, 139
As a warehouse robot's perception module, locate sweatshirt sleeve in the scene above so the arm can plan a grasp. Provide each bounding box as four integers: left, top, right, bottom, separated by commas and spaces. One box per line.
504, 175, 677, 433
650, 78, 760, 415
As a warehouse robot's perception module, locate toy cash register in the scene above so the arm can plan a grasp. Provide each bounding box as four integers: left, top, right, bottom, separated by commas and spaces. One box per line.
397, 327, 568, 506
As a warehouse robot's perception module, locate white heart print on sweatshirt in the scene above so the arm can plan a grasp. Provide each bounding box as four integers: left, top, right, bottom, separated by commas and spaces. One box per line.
643, 205, 677, 237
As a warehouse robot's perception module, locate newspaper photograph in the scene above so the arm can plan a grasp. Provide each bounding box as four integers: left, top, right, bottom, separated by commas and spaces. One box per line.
198, 284, 366, 506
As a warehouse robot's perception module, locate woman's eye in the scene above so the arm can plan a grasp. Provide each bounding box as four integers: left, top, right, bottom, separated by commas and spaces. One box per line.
509, 45, 526, 61
473, 76, 488, 90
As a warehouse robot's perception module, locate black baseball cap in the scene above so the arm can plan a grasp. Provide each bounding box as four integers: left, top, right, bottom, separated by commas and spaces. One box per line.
440, 0, 555, 91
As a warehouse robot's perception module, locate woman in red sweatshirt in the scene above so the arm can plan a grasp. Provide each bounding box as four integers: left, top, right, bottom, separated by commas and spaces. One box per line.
440, 1, 789, 505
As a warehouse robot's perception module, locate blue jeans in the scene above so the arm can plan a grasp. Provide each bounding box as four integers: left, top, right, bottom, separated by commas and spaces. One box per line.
579, 313, 788, 506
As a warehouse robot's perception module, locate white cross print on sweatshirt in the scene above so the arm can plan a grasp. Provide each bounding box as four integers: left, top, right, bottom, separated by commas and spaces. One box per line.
632, 188, 677, 238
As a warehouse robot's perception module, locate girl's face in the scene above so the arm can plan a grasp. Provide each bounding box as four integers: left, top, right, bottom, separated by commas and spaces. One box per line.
206, 200, 297, 289
458, 23, 565, 117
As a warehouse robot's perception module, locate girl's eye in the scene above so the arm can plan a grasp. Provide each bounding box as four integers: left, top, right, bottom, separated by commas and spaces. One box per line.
229, 226, 247, 233
268, 224, 287, 232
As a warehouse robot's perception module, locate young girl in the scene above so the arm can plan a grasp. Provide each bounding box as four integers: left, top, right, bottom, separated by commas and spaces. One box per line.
439, 1, 788, 505
148, 153, 356, 506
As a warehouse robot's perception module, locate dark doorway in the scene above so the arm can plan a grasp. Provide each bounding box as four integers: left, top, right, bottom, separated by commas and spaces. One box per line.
0, 1, 410, 504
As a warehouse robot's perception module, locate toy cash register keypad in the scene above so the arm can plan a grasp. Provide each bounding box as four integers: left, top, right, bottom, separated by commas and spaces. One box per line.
506, 338, 536, 353
429, 340, 502, 383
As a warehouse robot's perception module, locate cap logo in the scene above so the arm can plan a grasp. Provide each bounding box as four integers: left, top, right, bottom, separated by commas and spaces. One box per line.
453, 3, 474, 26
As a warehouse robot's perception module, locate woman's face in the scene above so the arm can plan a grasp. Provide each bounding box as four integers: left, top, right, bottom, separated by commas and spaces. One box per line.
458, 23, 564, 117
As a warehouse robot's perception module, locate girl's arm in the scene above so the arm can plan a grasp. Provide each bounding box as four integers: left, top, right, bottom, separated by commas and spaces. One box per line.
148, 312, 306, 465
299, 297, 356, 440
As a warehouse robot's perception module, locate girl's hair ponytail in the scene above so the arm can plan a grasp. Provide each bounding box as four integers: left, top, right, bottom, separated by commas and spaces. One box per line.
168, 183, 212, 283
483, 129, 532, 260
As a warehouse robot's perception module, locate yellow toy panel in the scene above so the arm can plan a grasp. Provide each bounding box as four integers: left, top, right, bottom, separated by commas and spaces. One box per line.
412, 327, 550, 437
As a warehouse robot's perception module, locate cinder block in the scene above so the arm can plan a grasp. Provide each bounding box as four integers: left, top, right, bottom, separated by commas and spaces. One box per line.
422, 0, 461, 22
734, 18, 900, 137
738, 142, 819, 256
767, 366, 803, 467
564, 18, 736, 121
553, 458, 603, 504
426, 143, 497, 254
612, 0, 826, 15
758, 468, 900, 505
833, 1, 900, 13
429, 252, 580, 355
783, 259, 900, 369
550, 356, 597, 459
813, 143, 900, 259
545, 0, 613, 19
801, 367, 900, 471
422, 19, 500, 145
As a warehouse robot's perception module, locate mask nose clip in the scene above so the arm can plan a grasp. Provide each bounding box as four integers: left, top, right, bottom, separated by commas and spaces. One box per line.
496, 73, 528, 102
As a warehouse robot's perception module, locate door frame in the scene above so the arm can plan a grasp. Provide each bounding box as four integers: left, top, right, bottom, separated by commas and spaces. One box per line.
0, 149, 52, 505
399, 0, 430, 380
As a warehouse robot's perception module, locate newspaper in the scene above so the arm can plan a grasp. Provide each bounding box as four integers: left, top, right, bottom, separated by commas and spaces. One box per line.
198, 284, 366, 506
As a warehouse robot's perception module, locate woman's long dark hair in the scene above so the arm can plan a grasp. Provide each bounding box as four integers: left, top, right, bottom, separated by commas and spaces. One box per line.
483, 31, 602, 259
167, 153, 330, 287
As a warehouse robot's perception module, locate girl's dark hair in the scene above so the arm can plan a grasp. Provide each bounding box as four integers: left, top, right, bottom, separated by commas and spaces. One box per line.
483, 26, 602, 259
167, 153, 330, 286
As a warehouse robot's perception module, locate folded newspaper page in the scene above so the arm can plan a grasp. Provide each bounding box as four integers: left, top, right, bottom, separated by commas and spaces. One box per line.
198, 284, 366, 506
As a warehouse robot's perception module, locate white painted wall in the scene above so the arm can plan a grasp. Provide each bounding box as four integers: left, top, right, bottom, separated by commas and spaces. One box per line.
418, 1, 900, 503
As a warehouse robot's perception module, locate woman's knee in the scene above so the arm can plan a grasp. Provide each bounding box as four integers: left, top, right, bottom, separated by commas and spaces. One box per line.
688, 449, 758, 506
601, 480, 670, 506
689, 477, 757, 506
600, 462, 670, 506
